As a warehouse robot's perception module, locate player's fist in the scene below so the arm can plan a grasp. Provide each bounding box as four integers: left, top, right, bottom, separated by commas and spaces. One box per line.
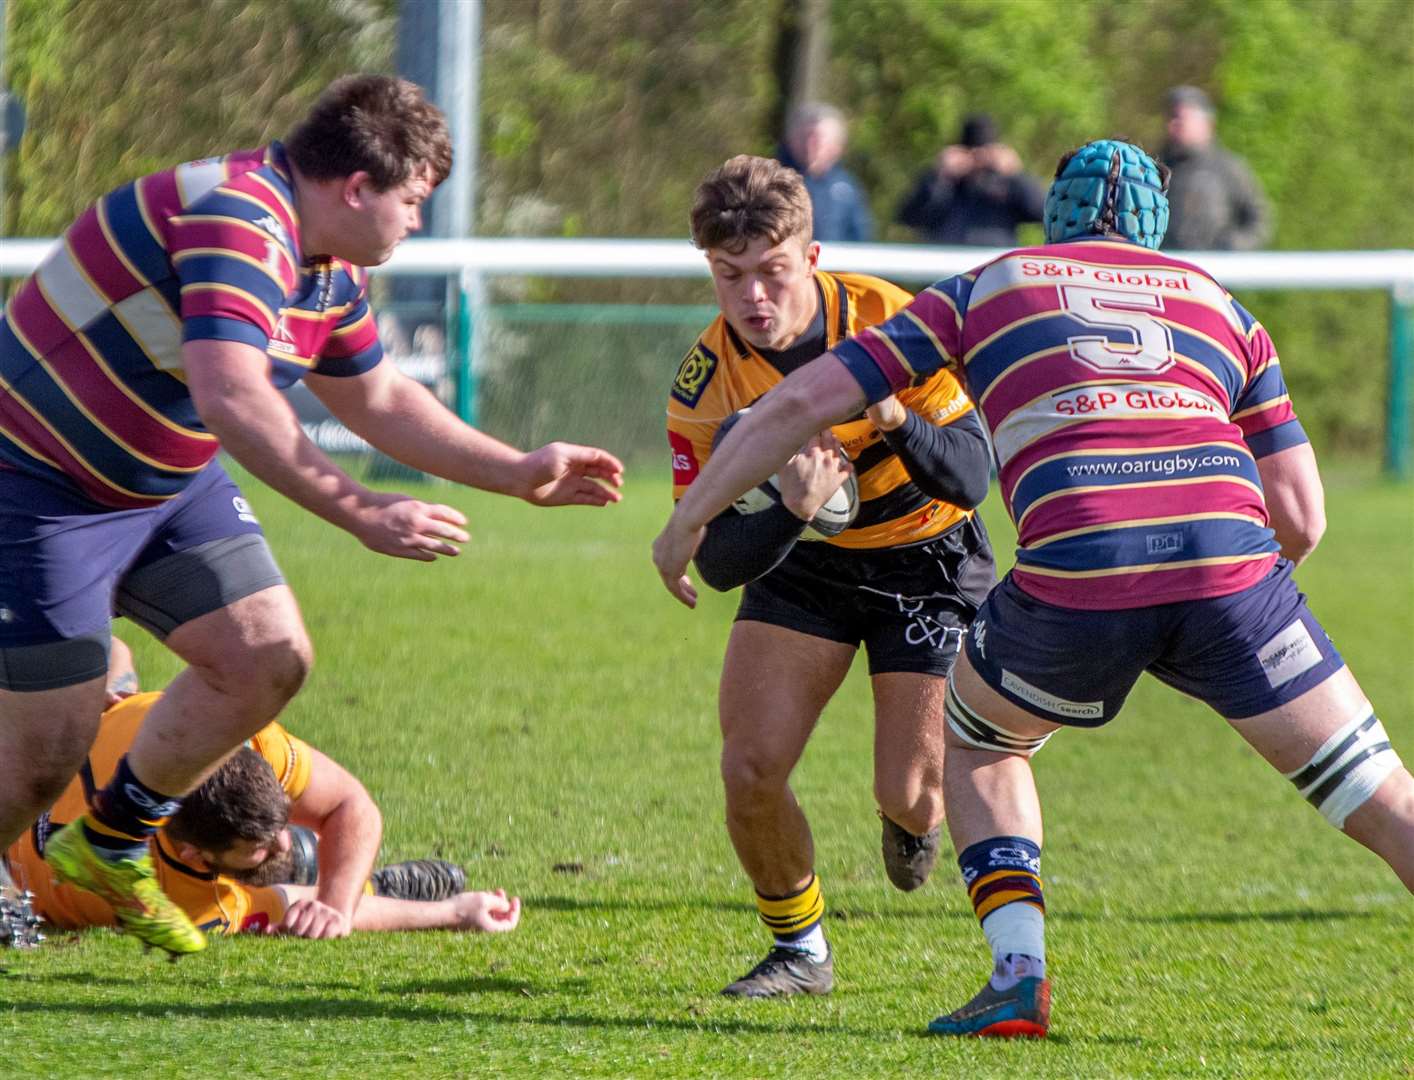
452, 888, 522, 933
866, 395, 907, 432
519, 443, 625, 508
270, 898, 352, 939
778, 432, 853, 522
351, 492, 469, 561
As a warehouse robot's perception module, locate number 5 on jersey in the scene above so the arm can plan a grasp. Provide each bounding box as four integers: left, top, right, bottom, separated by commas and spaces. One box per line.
1061, 285, 1175, 373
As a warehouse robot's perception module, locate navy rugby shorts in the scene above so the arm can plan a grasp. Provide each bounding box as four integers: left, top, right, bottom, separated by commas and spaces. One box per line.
736, 514, 996, 677
964, 559, 1346, 726
0, 460, 284, 690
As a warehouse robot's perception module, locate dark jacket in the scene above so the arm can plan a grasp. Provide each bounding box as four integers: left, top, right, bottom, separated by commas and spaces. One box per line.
1160, 141, 1271, 251
896, 167, 1045, 246
776, 146, 874, 243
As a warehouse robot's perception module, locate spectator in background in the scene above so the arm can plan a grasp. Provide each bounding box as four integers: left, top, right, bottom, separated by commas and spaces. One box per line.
776, 103, 873, 242
896, 114, 1045, 247
1160, 86, 1270, 251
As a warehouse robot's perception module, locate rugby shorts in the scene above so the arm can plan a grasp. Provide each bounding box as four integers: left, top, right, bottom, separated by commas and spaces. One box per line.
736, 514, 996, 677
0, 461, 285, 690
964, 559, 1346, 726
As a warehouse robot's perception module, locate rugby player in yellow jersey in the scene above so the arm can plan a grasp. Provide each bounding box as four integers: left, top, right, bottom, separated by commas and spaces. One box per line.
668, 156, 995, 997
5, 640, 521, 940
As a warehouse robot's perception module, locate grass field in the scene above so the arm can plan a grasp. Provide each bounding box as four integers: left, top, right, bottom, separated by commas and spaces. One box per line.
3, 464, 1411, 1078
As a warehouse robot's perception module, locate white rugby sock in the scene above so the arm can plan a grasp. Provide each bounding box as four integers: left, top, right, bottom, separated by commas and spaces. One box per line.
981, 903, 1046, 990
780, 923, 829, 962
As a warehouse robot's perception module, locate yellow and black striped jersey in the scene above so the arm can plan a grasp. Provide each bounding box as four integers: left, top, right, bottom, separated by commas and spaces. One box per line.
667, 271, 977, 550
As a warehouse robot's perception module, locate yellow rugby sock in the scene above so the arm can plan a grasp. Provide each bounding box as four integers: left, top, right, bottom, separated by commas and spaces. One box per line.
756, 873, 825, 945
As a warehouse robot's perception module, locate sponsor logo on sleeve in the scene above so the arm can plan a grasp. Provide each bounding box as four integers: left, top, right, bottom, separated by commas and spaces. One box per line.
1257, 619, 1321, 688
668, 430, 699, 485
254, 213, 291, 251
670, 343, 719, 407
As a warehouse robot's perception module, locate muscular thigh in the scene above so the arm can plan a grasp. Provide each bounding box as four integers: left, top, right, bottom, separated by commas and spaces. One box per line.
719, 620, 856, 770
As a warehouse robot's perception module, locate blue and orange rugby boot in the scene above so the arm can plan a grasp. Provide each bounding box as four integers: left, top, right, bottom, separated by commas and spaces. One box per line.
927, 976, 1051, 1038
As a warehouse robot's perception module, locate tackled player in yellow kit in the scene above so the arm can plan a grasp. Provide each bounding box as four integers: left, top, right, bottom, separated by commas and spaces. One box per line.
668, 155, 996, 997
6, 640, 521, 941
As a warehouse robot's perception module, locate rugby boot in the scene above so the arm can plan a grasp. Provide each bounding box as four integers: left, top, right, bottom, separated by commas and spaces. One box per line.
927, 976, 1051, 1038
1, 860, 46, 949
43, 819, 206, 958
721, 945, 834, 998
879, 812, 942, 891
371, 859, 468, 902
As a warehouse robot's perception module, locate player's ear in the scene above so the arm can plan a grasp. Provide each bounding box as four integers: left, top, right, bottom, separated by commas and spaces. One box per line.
804, 241, 821, 270
177, 842, 206, 866
342, 171, 374, 209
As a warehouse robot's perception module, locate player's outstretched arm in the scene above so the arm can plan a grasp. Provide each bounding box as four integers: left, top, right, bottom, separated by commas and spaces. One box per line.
273, 885, 522, 933
1255, 442, 1326, 565
283, 746, 383, 936
305, 363, 623, 505
186, 341, 469, 561
652, 353, 866, 607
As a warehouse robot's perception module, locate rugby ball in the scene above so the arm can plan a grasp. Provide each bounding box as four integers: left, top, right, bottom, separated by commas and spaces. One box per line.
712, 408, 859, 540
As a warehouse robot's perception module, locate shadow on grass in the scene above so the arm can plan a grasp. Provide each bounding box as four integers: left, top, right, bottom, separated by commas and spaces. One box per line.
0, 994, 889, 1037
527, 894, 974, 921
11, 970, 364, 992
388, 975, 589, 996
1056, 908, 1376, 925
528, 894, 1376, 928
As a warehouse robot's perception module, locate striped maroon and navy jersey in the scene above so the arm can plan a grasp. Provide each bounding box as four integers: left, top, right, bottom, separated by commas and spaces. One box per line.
834, 239, 1308, 610
0, 142, 382, 509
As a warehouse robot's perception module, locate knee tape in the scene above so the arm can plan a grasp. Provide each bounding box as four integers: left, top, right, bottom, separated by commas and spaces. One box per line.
945, 682, 1055, 757
1285, 707, 1402, 829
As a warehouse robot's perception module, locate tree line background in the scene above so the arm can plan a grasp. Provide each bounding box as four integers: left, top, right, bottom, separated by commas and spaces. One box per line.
4, 0, 1411, 461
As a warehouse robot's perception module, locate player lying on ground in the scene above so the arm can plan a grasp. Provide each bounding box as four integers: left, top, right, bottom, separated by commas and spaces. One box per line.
654, 139, 1413, 1037
5, 640, 520, 939
668, 155, 994, 998
0, 74, 616, 958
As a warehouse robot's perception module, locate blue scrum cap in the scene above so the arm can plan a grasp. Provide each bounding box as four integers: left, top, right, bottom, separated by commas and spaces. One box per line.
1043, 139, 1169, 249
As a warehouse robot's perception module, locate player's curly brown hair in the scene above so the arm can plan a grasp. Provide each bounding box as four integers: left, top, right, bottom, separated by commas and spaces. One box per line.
690, 155, 813, 254
165, 747, 290, 853
286, 74, 452, 192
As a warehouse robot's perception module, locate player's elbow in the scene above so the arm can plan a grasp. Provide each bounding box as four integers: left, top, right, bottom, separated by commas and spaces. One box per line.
1283, 509, 1326, 565
950, 470, 991, 511
692, 553, 739, 593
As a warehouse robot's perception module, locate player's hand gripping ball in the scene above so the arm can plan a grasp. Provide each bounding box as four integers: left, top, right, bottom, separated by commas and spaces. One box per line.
712, 408, 859, 539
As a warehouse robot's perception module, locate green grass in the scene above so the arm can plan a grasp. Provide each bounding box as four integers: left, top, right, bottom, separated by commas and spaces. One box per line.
4, 466, 1412, 1078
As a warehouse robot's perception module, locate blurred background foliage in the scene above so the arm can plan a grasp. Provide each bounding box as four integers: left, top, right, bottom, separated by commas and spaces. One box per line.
3, 0, 1411, 459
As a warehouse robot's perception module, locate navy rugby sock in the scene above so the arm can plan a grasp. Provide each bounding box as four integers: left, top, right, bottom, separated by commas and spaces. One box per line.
84, 755, 183, 861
